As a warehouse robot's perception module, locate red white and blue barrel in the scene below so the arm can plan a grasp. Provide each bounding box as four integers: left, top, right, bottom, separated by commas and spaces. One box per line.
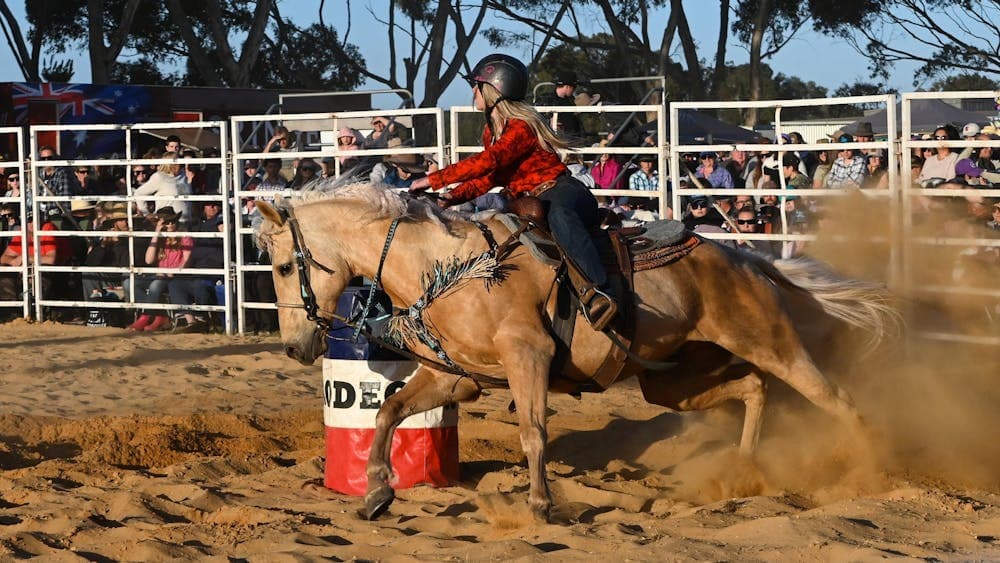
321, 287, 459, 496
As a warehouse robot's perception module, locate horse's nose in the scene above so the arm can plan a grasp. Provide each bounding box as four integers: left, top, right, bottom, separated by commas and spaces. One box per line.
284, 345, 301, 361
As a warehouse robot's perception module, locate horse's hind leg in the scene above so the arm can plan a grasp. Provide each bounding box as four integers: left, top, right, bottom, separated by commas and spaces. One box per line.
708, 315, 867, 441
363, 366, 480, 520
639, 358, 767, 454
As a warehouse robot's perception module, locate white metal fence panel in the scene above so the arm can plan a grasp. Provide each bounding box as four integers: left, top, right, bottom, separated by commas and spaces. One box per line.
229, 108, 446, 334
26, 121, 232, 332
0, 127, 29, 320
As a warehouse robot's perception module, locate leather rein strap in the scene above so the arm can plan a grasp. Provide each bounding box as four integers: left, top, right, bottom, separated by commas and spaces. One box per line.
277, 205, 512, 388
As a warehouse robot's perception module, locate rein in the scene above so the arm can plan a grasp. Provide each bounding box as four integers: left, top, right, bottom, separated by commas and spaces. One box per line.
276, 205, 512, 388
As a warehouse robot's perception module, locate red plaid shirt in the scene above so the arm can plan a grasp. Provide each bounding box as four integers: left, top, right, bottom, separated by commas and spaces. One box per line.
427, 119, 566, 202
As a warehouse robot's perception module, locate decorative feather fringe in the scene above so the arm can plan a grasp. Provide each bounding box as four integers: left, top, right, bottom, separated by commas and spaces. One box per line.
383, 251, 503, 349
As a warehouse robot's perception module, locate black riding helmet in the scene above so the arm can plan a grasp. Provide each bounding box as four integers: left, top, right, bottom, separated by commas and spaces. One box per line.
464, 53, 528, 102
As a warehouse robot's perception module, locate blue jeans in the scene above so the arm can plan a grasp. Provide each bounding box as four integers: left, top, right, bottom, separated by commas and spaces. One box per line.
538, 175, 606, 287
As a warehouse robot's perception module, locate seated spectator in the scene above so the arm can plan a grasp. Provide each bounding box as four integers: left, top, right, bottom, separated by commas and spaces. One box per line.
167, 201, 224, 333
337, 126, 364, 167
823, 134, 867, 189
629, 156, 659, 191
781, 153, 811, 190
379, 152, 428, 190
715, 195, 736, 218
0, 211, 72, 309
591, 151, 622, 190
863, 152, 890, 189
133, 151, 192, 223
682, 195, 726, 231
724, 149, 751, 188
3, 170, 21, 198
734, 195, 756, 213
128, 206, 192, 332
256, 158, 289, 193
733, 207, 777, 259
81, 203, 134, 303
320, 156, 337, 179
953, 158, 1000, 186
364, 116, 411, 149
695, 151, 734, 188
36, 145, 72, 196
811, 146, 836, 188
917, 126, 960, 186
71, 165, 97, 195
564, 154, 595, 189
288, 158, 322, 190
264, 125, 295, 153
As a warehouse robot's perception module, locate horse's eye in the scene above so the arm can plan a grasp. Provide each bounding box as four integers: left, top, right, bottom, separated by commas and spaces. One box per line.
278, 263, 294, 277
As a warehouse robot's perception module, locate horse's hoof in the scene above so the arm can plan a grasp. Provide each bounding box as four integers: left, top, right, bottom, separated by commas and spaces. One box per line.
362, 486, 395, 520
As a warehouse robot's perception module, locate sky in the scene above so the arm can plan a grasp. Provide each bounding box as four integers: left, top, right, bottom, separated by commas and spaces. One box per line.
0, 1, 924, 110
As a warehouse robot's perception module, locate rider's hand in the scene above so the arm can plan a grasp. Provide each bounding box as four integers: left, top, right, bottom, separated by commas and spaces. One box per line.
408, 177, 431, 192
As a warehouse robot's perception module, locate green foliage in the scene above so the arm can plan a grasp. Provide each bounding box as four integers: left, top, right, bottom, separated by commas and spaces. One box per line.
929, 73, 1000, 92
41, 56, 74, 82
256, 23, 366, 91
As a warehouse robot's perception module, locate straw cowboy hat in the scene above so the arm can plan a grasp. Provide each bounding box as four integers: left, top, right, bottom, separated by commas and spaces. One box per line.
105, 203, 129, 221
71, 200, 96, 213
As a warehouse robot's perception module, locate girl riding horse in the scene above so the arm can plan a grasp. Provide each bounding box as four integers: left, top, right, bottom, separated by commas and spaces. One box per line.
408, 53, 615, 328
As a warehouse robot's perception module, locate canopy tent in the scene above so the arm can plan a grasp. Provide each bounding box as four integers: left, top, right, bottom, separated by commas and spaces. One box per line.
844, 99, 990, 137
616, 108, 763, 146
675, 109, 764, 144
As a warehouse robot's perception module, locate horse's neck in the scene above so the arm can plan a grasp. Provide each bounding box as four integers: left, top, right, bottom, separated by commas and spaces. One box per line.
338, 216, 475, 304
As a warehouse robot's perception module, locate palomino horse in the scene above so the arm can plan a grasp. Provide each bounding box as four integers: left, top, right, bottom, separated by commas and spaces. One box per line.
254, 183, 896, 521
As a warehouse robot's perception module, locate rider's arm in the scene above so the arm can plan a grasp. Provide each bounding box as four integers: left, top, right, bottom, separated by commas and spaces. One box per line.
427, 120, 537, 201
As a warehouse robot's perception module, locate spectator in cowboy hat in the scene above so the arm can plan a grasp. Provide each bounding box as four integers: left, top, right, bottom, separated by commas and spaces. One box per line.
381, 151, 428, 190
546, 70, 584, 140
853, 121, 879, 157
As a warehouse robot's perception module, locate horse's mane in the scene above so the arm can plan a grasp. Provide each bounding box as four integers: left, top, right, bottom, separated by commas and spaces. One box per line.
255, 182, 468, 252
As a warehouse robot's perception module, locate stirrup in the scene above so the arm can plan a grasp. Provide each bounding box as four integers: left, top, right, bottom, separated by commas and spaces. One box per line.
582, 288, 617, 332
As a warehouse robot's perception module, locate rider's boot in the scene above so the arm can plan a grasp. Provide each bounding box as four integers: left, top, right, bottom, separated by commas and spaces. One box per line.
563, 256, 617, 332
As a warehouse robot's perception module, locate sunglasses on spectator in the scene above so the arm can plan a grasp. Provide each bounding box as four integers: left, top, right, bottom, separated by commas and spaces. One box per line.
691, 201, 708, 209
76, 169, 89, 174
163, 219, 178, 225
7, 176, 18, 182
737, 219, 757, 225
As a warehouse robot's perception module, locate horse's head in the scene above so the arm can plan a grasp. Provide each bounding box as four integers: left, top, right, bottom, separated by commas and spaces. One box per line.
255, 199, 353, 365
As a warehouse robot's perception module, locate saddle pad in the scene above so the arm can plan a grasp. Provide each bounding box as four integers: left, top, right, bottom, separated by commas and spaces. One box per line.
627, 219, 686, 251
631, 235, 700, 272
495, 213, 562, 267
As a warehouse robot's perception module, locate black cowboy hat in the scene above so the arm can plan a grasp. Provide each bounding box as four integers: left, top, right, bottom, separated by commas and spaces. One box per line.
155, 206, 182, 221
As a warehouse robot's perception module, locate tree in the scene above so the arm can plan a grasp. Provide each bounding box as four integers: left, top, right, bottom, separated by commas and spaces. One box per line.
827, 0, 1000, 85
929, 72, 1000, 92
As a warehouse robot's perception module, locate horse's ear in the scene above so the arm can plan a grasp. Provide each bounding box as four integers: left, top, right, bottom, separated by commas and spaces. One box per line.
257, 201, 285, 226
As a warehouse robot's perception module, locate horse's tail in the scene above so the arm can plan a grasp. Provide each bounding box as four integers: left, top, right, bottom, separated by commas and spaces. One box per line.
764, 256, 901, 353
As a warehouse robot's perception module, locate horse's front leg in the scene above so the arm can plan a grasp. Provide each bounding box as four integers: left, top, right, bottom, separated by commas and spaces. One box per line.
500, 335, 556, 521
363, 365, 480, 520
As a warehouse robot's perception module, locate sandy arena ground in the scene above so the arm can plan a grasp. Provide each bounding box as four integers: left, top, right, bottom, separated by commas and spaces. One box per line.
0, 317, 997, 561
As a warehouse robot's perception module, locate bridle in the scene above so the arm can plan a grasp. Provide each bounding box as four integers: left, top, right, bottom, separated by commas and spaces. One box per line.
276, 205, 397, 336
272, 203, 514, 387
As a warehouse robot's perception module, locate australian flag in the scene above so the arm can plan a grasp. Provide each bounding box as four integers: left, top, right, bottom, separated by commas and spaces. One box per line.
3, 82, 154, 157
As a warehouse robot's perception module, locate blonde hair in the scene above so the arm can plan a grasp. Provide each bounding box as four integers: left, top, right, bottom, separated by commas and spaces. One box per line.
157, 151, 179, 174
479, 83, 568, 153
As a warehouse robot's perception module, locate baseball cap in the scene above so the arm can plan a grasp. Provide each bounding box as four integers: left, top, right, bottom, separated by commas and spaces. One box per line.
955, 158, 983, 177
699, 150, 717, 158
962, 122, 981, 137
